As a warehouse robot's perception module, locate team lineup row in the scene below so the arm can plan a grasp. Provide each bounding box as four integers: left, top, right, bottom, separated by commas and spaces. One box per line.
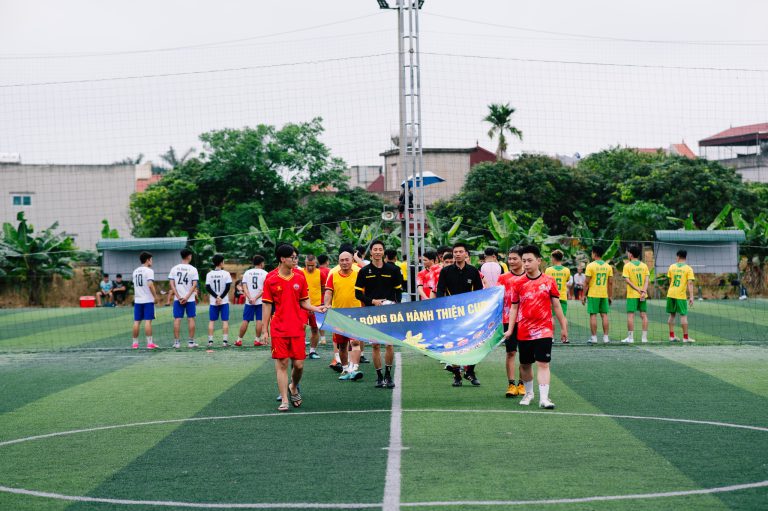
128, 242, 697, 410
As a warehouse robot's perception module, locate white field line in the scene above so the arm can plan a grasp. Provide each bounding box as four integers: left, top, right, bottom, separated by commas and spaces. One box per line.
383, 352, 403, 511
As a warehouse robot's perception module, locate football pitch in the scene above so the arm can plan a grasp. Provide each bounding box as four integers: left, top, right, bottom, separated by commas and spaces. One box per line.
0, 303, 767, 510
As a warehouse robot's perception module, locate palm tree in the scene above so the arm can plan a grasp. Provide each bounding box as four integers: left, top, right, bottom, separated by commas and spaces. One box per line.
483, 103, 523, 160
159, 146, 196, 169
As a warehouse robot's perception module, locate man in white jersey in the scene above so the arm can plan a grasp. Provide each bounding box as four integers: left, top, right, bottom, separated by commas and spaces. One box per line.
205, 254, 232, 348
169, 248, 200, 348
236, 255, 268, 347
132, 251, 158, 349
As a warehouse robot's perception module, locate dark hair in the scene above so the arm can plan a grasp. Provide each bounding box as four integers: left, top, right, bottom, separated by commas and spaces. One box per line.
423, 249, 438, 261
592, 245, 605, 258
628, 245, 641, 259
437, 246, 450, 257
212, 254, 224, 267
521, 245, 542, 258
484, 247, 498, 257
508, 246, 523, 256
102, 273, 109, 278
317, 254, 329, 265
551, 249, 564, 262
180, 248, 193, 260
384, 249, 397, 260
452, 242, 469, 251
339, 243, 355, 255
275, 244, 296, 260
369, 240, 385, 251
305, 254, 317, 262
677, 249, 688, 259
442, 249, 454, 259
139, 251, 152, 263
252, 254, 265, 266
116, 273, 122, 278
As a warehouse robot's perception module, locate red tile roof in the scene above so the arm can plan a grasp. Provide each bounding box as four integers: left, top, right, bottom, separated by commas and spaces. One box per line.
366, 174, 385, 193
671, 143, 696, 159
135, 174, 162, 192
699, 123, 768, 147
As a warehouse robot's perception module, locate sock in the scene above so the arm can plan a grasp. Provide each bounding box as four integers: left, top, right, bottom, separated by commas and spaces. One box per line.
539, 384, 550, 402
590, 335, 597, 342
236, 337, 242, 342
334, 353, 341, 364
642, 331, 648, 341
174, 338, 180, 343
385, 365, 392, 378
309, 348, 316, 354
603, 335, 610, 342
146, 336, 153, 344
627, 331, 634, 339
683, 333, 689, 340
132, 337, 138, 344
188, 339, 195, 344
523, 380, 534, 397
351, 363, 359, 372
376, 368, 383, 380
208, 335, 213, 342
670, 330, 675, 339
509, 379, 515, 385
223, 334, 228, 341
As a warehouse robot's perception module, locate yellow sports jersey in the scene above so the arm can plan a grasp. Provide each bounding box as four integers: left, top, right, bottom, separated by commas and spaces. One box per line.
622, 260, 650, 299
499, 261, 509, 273
326, 268, 361, 308
396, 261, 408, 282
545, 265, 571, 300
667, 263, 695, 299
303, 268, 323, 306
585, 260, 613, 298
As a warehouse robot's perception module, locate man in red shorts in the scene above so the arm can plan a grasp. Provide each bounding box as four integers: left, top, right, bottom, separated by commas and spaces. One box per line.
263, 244, 327, 411
505, 245, 568, 409
324, 250, 364, 380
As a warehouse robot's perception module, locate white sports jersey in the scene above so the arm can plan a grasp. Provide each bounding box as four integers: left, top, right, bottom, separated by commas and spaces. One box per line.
242, 268, 268, 305
205, 269, 232, 305
132, 266, 155, 304
168, 263, 199, 302
480, 261, 503, 287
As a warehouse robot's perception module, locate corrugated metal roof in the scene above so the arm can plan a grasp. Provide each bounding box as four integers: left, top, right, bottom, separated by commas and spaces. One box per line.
96, 237, 188, 251
654, 230, 746, 242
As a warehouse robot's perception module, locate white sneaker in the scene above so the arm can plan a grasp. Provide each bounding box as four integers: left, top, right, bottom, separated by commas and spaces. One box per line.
539, 398, 555, 409
586, 338, 597, 344
620, 337, 634, 344
670, 337, 680, 342
187, 342, 198, 348
641, 338, 648, 343
683, 338, 696, 343
519, 393, 534, 406
603, 338, 611, 343
173, 340, 181, 349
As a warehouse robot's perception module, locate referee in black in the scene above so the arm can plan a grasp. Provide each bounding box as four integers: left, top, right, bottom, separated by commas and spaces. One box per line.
435, 242, 485, 386
355, 240, 404, 388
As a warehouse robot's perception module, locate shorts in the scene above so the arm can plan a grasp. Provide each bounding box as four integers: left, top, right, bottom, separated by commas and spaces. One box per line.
559, 300, 568, 316
307, 312, 318, 329
666, 297, 688, 315
133, 302, 155, 321
627, 298, 648, 313
271, 336, 307, 360
209, 303, 230, 321
332, 333, 355, 345
587, 297, 610, 314
173, 300, 196, 318
518, 337, 553, 365
243, 303, 263, 322
503, 323, 518, 353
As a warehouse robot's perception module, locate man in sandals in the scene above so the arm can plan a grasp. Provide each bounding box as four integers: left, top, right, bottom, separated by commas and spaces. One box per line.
262, 244, 327, 411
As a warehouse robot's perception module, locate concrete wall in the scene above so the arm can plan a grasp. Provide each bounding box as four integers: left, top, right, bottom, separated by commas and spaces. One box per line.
0, 164, 135, 250
383, 152, 471, 206
718, 156, 768, 183
346, 165, 383, 189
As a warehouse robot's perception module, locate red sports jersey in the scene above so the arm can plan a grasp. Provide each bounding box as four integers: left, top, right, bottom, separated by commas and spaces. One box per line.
319, 267, 330, 288
511, 273, 560, 340
417, 268, 433, 297
497, 271, 525, 324
262, 271, 310, 338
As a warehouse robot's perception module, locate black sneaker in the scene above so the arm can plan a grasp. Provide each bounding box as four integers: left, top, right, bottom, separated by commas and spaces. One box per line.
330, 362, 343, 373
360, 355, 371, 364
469, 376, 481, 386
384, 377, 395, 389
352, 371, 364, 381
452, 376, 463, 387
207, 340, 214, 348
375, 378, 385, 388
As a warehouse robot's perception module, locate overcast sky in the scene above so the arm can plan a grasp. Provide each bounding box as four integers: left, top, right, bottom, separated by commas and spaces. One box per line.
1, 0, 767, 174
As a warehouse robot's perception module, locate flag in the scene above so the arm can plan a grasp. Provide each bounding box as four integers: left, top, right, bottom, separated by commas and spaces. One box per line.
315, 286, 504, 365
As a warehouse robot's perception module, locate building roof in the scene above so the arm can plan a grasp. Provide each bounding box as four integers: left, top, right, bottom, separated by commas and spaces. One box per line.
670, 143, 696, 159
96, 237, 188, 251
366, 174, 385, 193
655, 230, 746, 243
135, 174, 162, 192
699, 123, 768, 147
379, 146, 493, 157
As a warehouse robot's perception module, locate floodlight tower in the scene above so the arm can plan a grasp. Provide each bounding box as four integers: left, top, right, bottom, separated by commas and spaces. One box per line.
378, 0, 426, 301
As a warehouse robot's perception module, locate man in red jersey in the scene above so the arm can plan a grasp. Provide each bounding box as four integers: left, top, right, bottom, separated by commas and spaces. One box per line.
497, 246, 526, 398
416, 249, 439, 300
263, 244, 327, 412
505, 245, 568, 410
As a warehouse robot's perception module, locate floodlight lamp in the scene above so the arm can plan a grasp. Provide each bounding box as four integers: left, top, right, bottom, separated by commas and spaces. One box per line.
377, 0, 390, 8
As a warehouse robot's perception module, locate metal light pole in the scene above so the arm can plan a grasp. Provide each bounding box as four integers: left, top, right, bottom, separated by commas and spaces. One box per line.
378, 0, 425, 301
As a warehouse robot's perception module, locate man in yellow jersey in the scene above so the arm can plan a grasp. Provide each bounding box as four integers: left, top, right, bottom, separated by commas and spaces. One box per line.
582, 246, 613, 344
545, 250, 571, 343
667, 249, 696, 343
302, 254, 324, 359
324, 250, 365, 380
621, 245, 650, 344
385, 249, 409, 300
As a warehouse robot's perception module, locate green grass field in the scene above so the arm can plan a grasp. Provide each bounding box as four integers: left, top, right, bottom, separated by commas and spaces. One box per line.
0, 302, 766, 510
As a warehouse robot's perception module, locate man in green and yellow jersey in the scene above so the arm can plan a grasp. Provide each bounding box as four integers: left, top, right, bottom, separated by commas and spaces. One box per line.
621, 245, 649, 344
545, 249, 571, 343
582, 246, 613, 344
667, 249, 695, 343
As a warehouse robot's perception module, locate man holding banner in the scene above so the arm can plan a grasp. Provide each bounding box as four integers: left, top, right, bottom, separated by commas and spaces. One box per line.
354, 240, 404, 389
435, 242, 485, 387
506, 245, 568, 409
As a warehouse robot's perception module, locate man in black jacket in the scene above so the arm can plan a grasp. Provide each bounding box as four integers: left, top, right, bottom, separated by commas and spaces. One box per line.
435, 242, 484, 386
355, 240, 403, 388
